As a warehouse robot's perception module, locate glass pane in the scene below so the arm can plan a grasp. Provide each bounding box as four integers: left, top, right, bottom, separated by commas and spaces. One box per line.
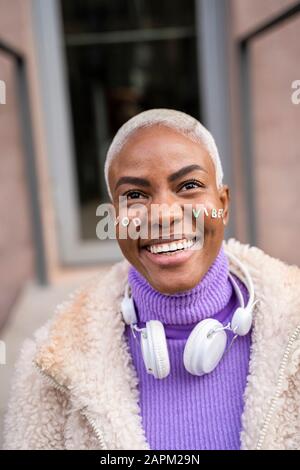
61, 0, 201, 240
61, 0, 195, 34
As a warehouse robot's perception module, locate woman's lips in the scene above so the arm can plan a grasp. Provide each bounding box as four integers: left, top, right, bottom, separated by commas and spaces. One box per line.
140, 243, 197, 267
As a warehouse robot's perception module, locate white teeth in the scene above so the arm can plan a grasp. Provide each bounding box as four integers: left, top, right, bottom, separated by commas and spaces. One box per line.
147, 238, 195, 254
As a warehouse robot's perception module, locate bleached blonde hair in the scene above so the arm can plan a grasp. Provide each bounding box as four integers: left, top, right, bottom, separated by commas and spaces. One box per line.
104, 108, 223, 199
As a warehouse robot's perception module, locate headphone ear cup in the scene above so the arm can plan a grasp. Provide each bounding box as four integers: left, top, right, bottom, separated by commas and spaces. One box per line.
140, 320, 170, 379
231, 307, 253, 336
121, 296, 138, 325
183, 319, 227, 376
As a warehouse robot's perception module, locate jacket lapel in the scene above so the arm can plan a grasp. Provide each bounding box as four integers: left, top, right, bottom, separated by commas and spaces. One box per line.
35, 258, 150, 450
225, 239, 300, 449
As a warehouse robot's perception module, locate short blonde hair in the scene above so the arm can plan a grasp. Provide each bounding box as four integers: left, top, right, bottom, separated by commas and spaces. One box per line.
104, 108, 223, 199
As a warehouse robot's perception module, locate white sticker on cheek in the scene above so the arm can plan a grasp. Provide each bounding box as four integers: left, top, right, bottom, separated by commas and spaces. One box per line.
121, 216, 130, 227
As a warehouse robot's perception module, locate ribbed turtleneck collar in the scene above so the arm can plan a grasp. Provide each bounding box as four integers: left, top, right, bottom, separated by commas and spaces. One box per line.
128, 245, 233, 325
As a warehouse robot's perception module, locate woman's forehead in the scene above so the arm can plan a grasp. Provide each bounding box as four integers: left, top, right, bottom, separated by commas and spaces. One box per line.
110, 125, 215, 175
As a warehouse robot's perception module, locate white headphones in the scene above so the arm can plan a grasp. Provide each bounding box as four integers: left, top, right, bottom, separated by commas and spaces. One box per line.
121, 251, 258, 379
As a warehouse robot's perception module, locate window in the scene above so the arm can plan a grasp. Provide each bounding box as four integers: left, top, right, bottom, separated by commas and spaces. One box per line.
60, 0, 200, 240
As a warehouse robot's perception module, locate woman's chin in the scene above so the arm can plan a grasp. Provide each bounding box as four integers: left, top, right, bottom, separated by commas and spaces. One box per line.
138, 246, 207, 294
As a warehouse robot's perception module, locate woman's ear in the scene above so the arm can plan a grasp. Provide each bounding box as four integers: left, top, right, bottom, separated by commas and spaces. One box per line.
218, 184, 230, 226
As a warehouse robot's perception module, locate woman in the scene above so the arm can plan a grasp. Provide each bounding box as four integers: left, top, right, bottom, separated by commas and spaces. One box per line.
3, 109, 300, 450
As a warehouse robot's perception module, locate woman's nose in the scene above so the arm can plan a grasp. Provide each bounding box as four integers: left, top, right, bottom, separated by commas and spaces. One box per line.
150, 192, 184, 232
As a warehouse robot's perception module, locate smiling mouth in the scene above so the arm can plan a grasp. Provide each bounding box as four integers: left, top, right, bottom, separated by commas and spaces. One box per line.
144, 237, 197, 255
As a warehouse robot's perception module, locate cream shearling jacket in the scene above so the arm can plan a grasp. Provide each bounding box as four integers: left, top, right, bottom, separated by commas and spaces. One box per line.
3, 238, 300, 450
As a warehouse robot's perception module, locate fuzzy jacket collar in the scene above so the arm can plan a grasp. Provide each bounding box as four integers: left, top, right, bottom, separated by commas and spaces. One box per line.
34, 238, 300, 450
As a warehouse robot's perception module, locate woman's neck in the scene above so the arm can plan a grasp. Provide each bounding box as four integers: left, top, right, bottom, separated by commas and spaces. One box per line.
128, 246, 233, 326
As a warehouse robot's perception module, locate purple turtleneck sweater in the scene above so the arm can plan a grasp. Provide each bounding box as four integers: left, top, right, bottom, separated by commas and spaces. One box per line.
124, 246, 251, 450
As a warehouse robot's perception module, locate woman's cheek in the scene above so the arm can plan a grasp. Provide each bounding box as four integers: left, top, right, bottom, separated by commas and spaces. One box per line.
118, 237, 140, 264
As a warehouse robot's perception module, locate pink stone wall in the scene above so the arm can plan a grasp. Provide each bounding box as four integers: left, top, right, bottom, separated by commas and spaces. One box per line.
0, 1, 34, 327
229, 0, 300, 265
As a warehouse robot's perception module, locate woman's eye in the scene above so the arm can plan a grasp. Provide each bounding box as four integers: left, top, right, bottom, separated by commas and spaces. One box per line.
124, 190, 147, 200
180, 180, 205, 191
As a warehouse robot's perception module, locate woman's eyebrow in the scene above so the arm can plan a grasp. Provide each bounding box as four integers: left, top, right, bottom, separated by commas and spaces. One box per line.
168, 164, 208, 183
115, 176, 151, 191
114, 164, 207, 191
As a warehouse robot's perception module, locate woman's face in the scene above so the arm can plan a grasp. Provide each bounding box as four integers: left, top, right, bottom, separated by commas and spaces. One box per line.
109, 125, 230, 294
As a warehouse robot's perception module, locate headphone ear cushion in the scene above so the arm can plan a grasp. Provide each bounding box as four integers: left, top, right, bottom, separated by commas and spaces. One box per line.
183, 319, 227, 376
141, 320, 170, 379
231, 307, 253, 336
121, 296, 138, 325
